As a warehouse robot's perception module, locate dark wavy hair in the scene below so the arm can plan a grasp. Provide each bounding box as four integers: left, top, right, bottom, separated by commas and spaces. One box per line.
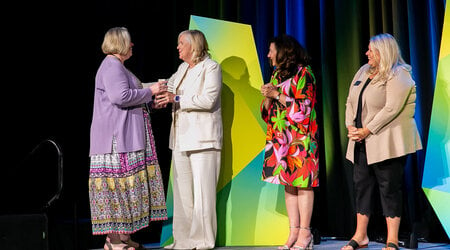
270, 34, 311, 80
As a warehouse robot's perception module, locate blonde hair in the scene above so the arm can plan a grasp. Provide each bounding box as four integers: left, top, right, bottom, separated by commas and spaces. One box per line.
178, 30, 210, 64
368, 33, 411, 82
101, 27, 132, 55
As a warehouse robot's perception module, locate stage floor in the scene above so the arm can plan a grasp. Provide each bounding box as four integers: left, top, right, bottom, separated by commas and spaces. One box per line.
92, 240, 450, 249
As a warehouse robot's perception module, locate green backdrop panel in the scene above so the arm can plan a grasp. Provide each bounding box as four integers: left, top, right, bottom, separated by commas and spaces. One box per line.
422, 0, 450, 238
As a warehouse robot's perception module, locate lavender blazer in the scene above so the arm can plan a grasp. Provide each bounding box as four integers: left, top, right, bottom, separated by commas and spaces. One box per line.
89, 56, 153, 156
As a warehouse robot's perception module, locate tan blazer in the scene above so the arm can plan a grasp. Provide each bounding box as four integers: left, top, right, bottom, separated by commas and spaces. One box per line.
345, 64, 422, 165
167, 57, 223, 152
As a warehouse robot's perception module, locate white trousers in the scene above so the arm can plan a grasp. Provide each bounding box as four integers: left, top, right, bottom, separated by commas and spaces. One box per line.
166, 148, 221, 250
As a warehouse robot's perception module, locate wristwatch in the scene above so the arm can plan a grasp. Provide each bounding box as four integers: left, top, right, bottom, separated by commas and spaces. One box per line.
174, 95, 180, 103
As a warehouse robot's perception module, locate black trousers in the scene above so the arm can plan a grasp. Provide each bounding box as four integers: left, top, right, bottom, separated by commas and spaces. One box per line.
353, 143, 406, 218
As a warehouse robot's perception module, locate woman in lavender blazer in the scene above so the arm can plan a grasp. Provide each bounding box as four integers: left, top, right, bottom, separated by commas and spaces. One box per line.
89, 27, 168, 250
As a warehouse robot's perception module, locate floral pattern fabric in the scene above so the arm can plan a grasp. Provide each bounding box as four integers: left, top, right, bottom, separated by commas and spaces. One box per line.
261, 65, 319, 188
89, 111, 167, 235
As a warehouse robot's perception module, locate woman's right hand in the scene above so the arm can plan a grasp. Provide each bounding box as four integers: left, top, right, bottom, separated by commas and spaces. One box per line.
261, 83, 277, 98
347, 125, 358, 141
149, 81, 168, 95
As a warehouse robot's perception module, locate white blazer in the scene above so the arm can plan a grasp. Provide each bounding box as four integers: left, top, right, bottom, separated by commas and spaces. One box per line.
167, 57, 223, 152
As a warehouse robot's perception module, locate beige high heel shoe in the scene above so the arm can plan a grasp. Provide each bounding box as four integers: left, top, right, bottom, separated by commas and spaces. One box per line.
278, 226, 300, 250
290, 227, 313, 250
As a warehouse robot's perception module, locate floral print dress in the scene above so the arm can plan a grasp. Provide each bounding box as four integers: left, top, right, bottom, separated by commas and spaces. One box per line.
261, 65, 319, 188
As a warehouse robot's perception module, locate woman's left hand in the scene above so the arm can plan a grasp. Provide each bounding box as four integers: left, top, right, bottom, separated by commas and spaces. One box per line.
155, 91, 174, 106
152, 101, 167, 109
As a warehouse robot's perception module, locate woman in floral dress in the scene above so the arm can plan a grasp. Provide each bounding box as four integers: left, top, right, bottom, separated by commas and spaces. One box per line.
260, 34, 319, 250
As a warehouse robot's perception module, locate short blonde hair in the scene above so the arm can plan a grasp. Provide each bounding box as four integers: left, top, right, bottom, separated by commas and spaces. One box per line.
178, 30, 210, 64
101, 27, 132, 55
368, 33, 411, 81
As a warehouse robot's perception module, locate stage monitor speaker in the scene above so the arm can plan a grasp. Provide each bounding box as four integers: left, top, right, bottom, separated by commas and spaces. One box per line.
0, 214, 49, 250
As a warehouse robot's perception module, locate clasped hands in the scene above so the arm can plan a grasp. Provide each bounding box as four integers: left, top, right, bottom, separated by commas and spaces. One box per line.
260, 83, 279, 99
347, 126, 371, 142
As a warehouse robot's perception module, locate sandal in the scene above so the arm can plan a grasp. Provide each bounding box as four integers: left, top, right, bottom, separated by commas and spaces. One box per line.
291, 227, 313, 250
122, 239, 146, 250
104, 241, 136, 250
384, 242, 399, 250
278, 226, 300, 249
341, 239, 368, 250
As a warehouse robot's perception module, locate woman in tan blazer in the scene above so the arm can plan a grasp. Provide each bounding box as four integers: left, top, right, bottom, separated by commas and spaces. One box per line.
156, 30, 222, 250
341, 34, 422, 250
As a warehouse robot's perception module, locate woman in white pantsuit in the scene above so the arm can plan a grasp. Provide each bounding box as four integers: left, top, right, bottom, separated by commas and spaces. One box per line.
156, 29, 223, 250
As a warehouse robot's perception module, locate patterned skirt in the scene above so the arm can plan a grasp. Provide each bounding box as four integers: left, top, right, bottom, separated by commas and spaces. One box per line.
88, 111, 167, 235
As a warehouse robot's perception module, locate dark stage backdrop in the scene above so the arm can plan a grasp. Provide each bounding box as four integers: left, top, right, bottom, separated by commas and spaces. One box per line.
2, 0, 448, 249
